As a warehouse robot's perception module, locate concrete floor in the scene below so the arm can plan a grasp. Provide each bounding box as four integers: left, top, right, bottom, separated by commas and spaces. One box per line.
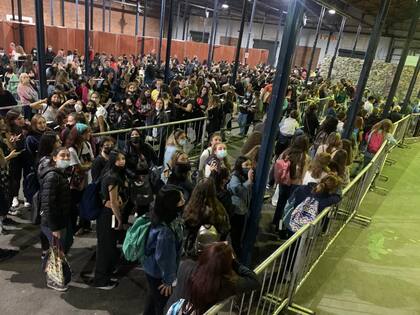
293, 142, 420, 315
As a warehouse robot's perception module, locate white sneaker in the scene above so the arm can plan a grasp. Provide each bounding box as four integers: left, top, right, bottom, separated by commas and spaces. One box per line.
24, 202, 31, 208
11, 197, 19, 208
8, 208, 19, 216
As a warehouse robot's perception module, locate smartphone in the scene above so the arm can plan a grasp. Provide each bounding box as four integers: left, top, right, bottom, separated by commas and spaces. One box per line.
111, 215, 116, 229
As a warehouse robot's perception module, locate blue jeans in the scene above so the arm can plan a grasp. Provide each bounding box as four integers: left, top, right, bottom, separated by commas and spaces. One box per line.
41, 225, 72, 254
238, 112, 248, 136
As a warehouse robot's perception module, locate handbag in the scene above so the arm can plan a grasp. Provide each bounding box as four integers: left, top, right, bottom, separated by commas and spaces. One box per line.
45, 237, 71, 286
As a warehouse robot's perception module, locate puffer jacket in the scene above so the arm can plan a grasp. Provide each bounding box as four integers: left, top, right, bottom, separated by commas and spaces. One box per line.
39, 164, 71, 231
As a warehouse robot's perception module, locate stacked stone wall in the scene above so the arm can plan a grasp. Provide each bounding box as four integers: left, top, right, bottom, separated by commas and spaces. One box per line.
320, 56, 420, 102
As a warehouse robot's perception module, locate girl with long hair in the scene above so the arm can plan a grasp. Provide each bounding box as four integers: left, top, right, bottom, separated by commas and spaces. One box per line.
166, 243, 259, 314
93, 150, 128, 290
227, 156, 254, 255
183, 178, 230, 257
143, 185, 185, 315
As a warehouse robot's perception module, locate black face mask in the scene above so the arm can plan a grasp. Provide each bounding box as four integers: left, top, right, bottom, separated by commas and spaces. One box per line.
103, 147, 112, 155
130, 137, 142, 145
174, 162, 191, 174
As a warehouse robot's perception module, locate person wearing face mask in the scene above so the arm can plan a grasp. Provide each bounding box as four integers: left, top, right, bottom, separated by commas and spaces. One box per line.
30, 92, 75, 124
91, 137, 115, 182
204, 143, 231, 178
45, 45, 56, 64
199, 133, 222, 175
125, 129, 158, 177
163, 129, 187, 168
227, 156, 254, 256
94, 150, 128, 290
39, 147, 72, 292
167, 151, 193, 201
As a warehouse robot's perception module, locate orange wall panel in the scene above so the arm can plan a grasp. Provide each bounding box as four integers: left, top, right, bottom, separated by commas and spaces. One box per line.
0, 21, 268, 65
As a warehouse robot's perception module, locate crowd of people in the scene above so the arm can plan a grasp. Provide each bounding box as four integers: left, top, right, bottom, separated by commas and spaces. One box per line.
0, 43, 407, 314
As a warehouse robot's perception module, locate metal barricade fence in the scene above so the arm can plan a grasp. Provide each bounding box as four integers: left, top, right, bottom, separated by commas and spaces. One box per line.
404, 113, 420, 140
92, 116, 208, 164
204, 114, 414, 315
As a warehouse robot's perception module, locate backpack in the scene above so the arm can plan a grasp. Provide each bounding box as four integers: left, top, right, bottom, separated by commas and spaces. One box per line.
288, 197, 319, 232
79, 181, 104, 221
274, 157, 291, 186
130, 176, 154, 208
166, 299, 196, 315
122, 214, 152, 263
366, 131, 384, 154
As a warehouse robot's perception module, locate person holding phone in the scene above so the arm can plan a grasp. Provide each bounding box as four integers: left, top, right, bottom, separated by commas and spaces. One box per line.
93, 149, 128, 290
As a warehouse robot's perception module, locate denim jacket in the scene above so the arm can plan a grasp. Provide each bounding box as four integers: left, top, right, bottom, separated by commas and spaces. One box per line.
227, 172, 252, 216
143, 220, 183, 285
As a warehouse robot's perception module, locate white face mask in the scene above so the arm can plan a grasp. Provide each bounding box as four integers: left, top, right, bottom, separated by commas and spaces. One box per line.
56, 159, 70, 169
75, 104, 83, 113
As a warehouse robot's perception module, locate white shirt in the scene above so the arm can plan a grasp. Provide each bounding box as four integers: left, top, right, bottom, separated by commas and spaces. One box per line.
279, 117, 299, 136
363, 101, 374, 115
41, 103, 59, 123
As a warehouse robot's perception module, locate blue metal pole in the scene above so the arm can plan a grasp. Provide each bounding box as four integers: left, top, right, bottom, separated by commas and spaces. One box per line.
157, 0, 166, 64
327, 16, 346, 80
164, 0, 174, 84
402, 56, 420, 113
383, 2, 420, 118
35, 0, 47, 98
343, 0, 391, 139
84, 0, 90, 74
230, 0, 248, 85
240, 0, 305, 265
305, 6, 325, 85
207, 0, 218, 67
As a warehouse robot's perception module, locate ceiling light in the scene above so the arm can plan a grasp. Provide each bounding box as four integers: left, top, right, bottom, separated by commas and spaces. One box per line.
222, 3, 229, 9
205, 10, 209, 18
328, 9, 336, 14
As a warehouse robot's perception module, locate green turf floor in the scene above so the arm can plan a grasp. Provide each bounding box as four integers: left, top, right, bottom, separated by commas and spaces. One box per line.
292, 142, 420, 315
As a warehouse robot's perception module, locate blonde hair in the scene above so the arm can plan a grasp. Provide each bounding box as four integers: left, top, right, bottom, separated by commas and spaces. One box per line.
373, 119, 393, 134
166, 129, 186, 147
313, 174, 342, 194
309, 152, 331, 179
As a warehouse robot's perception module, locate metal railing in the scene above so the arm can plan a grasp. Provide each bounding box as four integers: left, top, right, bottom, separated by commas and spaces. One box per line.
204, 114, 414, 315
92, 116, 208, 164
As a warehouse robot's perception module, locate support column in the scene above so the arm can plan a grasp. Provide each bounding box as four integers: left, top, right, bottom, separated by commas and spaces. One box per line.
241, 0, 305, 265
343, 0, 391, 139
260, 13, 267, 40
402, 56, 420, 112
141, 0, 147, 56
108, 0, 112, 32
351, 19, 363, 58
327, 16, 346, 80
273, 13, 284, 67
90, 0, 94, 31
164, 0, 175, 84
76, 0, 79, 28
103, 0, 107, 32
182, 0, 189, 40
85, 0, 90, 74
385, 37, 394, 63
383, 2, 420, 118
175, 1, 181, 39
17, 0, 24, 48
35, 0, 47, 99
207, 0, 219, 67
324, 31, 333, 57
60, 0, 65, 26
11, 0, 15, 21
245, 0, 257, 52
157, 0, 166, 65
135, 0, 139, 35
50, 0, 54, 25
230, 0, 248, 85
305, 6, 325, 85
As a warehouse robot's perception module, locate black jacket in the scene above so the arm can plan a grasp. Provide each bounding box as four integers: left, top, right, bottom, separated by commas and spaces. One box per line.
39, 165, 71, 231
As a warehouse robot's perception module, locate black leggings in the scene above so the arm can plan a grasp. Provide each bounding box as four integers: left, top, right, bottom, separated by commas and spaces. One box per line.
9, 152, 32, 199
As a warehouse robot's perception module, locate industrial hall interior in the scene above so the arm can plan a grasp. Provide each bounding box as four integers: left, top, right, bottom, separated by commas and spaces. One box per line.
0, 0, 419, 314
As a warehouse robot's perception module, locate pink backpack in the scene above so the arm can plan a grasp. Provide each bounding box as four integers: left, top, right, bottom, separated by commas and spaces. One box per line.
367, 131, 384, 153
274, 158, 291, 186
